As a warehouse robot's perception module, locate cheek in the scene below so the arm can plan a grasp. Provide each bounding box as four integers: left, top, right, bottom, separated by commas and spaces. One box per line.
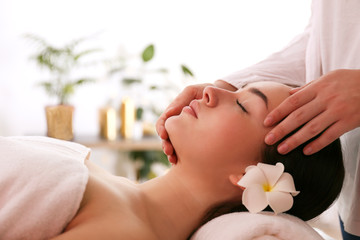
164, 110, 266, 165
211, 119, 260, 156
198, 114, 264, 163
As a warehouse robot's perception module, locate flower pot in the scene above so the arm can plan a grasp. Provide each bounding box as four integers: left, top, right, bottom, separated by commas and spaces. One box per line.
45, 105, 74, 140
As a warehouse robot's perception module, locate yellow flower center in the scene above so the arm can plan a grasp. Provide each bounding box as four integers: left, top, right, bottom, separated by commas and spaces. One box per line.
263, 184, 273, 192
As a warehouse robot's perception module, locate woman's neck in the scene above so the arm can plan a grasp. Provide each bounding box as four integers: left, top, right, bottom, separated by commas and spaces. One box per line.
138, 167, 219, 240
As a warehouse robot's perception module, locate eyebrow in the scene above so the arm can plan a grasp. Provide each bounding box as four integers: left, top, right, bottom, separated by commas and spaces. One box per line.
248, 87, 268, 109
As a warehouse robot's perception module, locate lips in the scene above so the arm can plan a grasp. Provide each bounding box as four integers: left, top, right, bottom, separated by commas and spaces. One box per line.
182, 100, 198, 118
189, 101, 199, 118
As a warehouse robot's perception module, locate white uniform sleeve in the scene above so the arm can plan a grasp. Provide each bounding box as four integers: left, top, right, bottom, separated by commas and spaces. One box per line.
222, 22, 311, 89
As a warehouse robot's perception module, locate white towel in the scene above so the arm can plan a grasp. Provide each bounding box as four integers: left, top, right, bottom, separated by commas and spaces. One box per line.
191, 212, 324, 240
0, 136, 90, 240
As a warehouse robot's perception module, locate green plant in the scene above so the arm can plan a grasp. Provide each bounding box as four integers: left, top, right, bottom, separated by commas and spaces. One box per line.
108, 44, 194, 89
24, 34, 101, 105
108, 44, 193, 180
130, 150, 170, 180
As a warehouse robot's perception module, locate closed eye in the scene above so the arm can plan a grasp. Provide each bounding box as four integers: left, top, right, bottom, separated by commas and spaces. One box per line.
236, 99, 248, 113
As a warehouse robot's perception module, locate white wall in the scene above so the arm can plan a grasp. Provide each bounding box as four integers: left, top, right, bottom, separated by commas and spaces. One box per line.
0, 0, 311, 136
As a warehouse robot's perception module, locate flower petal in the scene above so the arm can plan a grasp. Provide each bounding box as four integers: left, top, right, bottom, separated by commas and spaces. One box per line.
237, 166, 267, 188
258, 162, 284, 187
266, 191, 294, 214
244, 165, 256, 172
272, 172, 300, 196
242, 184, 268, 213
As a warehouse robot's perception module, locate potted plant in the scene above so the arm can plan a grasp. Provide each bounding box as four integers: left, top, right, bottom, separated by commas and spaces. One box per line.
24, 34, 100, 140
108, 43, 194, 179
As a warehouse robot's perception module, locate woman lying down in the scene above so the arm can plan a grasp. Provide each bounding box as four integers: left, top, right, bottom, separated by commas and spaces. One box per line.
0, 81, 344, 240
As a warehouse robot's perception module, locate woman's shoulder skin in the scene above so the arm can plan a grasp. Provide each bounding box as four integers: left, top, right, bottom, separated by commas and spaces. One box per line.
50, 160, 158, 240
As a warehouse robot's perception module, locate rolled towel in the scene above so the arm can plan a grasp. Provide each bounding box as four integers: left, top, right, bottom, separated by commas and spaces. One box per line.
0, 136, 90, 240
191, 212, 324, 240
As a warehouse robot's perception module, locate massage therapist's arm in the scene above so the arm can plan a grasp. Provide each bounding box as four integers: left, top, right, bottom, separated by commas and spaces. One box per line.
156, 80, 237, 164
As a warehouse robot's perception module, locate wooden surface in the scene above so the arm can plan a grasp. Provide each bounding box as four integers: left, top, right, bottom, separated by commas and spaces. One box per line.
73, 135, 162, 151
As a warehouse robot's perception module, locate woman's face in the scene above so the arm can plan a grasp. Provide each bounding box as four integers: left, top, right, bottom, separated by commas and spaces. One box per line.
165, 81, 291, 176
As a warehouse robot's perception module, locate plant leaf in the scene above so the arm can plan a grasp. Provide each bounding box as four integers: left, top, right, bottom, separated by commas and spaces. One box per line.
181, 64, 194, 77
73, 78, 95, 86
136, 107, 144, 120
38, 81, 56, 96
74, 48, 102, 61
108, 66, 126, 75
122, 78, 142, 85
156, 68, 169, 73
142, 44, 154, 62
63, 83, 75, 95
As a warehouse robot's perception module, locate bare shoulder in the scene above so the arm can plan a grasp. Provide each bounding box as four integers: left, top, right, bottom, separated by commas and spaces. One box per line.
54, 161, 158, 240
51, 216, 158, 240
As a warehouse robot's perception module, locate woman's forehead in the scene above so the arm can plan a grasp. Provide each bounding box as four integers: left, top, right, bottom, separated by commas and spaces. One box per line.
241, 81, 291, 109
243, 81, 291, 91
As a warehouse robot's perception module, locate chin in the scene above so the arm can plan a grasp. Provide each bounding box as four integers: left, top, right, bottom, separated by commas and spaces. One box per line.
164, 116, 176, 138
165, 116, 180, 144
165, 120, 188, 159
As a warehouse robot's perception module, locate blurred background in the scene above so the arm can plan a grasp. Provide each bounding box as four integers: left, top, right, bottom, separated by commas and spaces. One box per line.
0, 0, 311, 136
0, 0, 311, 179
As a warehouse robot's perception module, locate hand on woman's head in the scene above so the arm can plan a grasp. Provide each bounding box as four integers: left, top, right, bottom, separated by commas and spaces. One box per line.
165, 81, 292, 179
264, 69, 360, 155
165, 81, 346, 225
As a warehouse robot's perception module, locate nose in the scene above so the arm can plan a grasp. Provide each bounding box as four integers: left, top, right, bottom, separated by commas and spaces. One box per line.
202, 86, 219, 107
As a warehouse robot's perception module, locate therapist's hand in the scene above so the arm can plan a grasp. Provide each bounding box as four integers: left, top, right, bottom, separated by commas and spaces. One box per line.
156, 80, 237, 164
264, 69, 360, 155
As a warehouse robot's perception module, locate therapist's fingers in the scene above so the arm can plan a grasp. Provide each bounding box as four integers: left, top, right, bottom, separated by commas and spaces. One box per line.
275, 109, 337, 154
156, 107, 181, 140
156, 118, 168, 140
302, 121, 344, 155
165, 84, 212, 114
289, 80, 316, 95
156, 107, 179, 140
263, 88, 317, 128
265, 69, 360, 155
168, 154, 177, 165
289, 87, 302, 95
162, 139, 173, 156
162, 139, 178, 164
162, 139, 177, 164
265, 97, 324, 147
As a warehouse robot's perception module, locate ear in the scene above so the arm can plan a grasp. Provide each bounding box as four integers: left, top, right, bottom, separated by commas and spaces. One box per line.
229, 174, 245, 190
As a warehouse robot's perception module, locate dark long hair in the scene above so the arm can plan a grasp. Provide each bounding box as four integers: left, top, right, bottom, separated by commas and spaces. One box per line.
263, 136, 344, 220
198, 133, 345, 228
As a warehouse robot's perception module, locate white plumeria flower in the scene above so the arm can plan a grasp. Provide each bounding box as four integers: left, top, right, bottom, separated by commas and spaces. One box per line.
237, 162, 300, 214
